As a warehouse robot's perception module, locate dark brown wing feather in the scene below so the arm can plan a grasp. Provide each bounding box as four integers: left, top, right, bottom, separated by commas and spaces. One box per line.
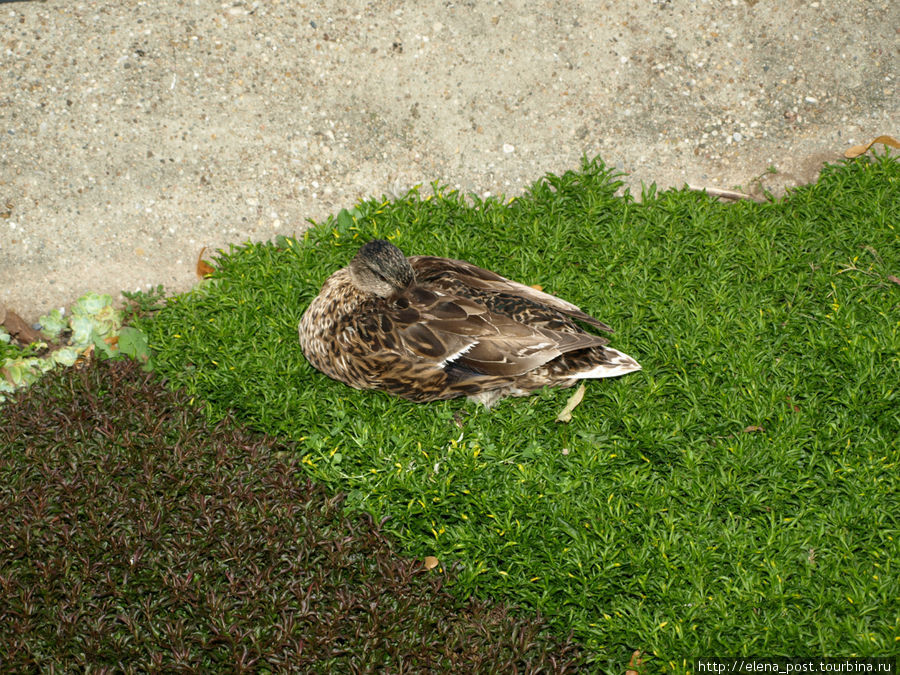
379, 277, 608, 380
409, 255, 613, 333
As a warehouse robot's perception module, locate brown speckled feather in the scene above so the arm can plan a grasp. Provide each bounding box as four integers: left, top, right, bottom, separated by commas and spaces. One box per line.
299, 240, 641, 406
409, 255, 613, 333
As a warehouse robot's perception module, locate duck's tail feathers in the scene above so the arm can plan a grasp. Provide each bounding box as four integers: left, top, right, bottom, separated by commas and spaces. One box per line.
570, 347, 642, 380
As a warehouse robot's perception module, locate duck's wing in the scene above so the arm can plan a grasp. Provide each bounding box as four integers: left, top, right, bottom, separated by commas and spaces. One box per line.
383, 285, 608, 378
409, 256, 613, 332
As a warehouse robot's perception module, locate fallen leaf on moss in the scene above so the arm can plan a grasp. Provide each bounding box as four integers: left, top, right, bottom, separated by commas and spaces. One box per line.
197, 247, 215, 278
844, 135, 900, 158
423, 556, 440, 570
556, 383, 586, 423
626, 649, 644, 675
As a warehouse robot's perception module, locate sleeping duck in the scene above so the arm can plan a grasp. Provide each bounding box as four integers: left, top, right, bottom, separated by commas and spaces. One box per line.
299, 239, 641, 407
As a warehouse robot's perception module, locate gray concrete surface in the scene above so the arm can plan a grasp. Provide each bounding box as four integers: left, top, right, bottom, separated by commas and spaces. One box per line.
1, 0, 897, 322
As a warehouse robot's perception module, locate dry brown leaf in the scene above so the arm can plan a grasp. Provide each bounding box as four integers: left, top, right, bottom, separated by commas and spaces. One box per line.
529, 284, 543, 291
196, 246, 215, 278
556, 383, 586, 423
73, 344, 94, 370
2, 309, 43, 345
743, 425, 764, 433
423, 556, 439, 570
626, 649, 644, 675
844, 134, 900, 158
887, 275, 900, 287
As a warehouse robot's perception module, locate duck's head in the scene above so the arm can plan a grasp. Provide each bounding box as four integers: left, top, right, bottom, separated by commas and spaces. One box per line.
348, 239, 415, 298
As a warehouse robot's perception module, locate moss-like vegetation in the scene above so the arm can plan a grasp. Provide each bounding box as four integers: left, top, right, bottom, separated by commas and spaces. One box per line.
133, 154, 900, 669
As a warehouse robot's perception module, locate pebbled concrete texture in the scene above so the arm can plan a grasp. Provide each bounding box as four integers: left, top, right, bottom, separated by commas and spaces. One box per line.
1, 0, 897, 322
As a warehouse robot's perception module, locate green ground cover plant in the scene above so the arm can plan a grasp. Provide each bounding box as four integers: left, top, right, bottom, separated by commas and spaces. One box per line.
130, 154, 899, 668
0, 359, 583, 672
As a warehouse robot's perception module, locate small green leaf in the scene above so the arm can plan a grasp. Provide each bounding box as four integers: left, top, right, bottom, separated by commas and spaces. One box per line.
118, 326, 154, 371
38, 308, 67, 339
52, 347, 81, 367
92, 334, 117, 359
337, 208, 354, 230
70, 315, 96, 346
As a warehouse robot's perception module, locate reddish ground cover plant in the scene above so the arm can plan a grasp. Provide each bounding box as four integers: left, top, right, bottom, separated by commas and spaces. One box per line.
0, 359, 583, 672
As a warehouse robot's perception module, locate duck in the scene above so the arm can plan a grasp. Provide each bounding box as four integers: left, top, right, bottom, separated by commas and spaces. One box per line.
299, 239, 641, 407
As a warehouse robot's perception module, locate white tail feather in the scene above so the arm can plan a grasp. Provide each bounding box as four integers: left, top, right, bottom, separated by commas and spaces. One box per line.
570, 348, 642, 380
438, 341, 478, 368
